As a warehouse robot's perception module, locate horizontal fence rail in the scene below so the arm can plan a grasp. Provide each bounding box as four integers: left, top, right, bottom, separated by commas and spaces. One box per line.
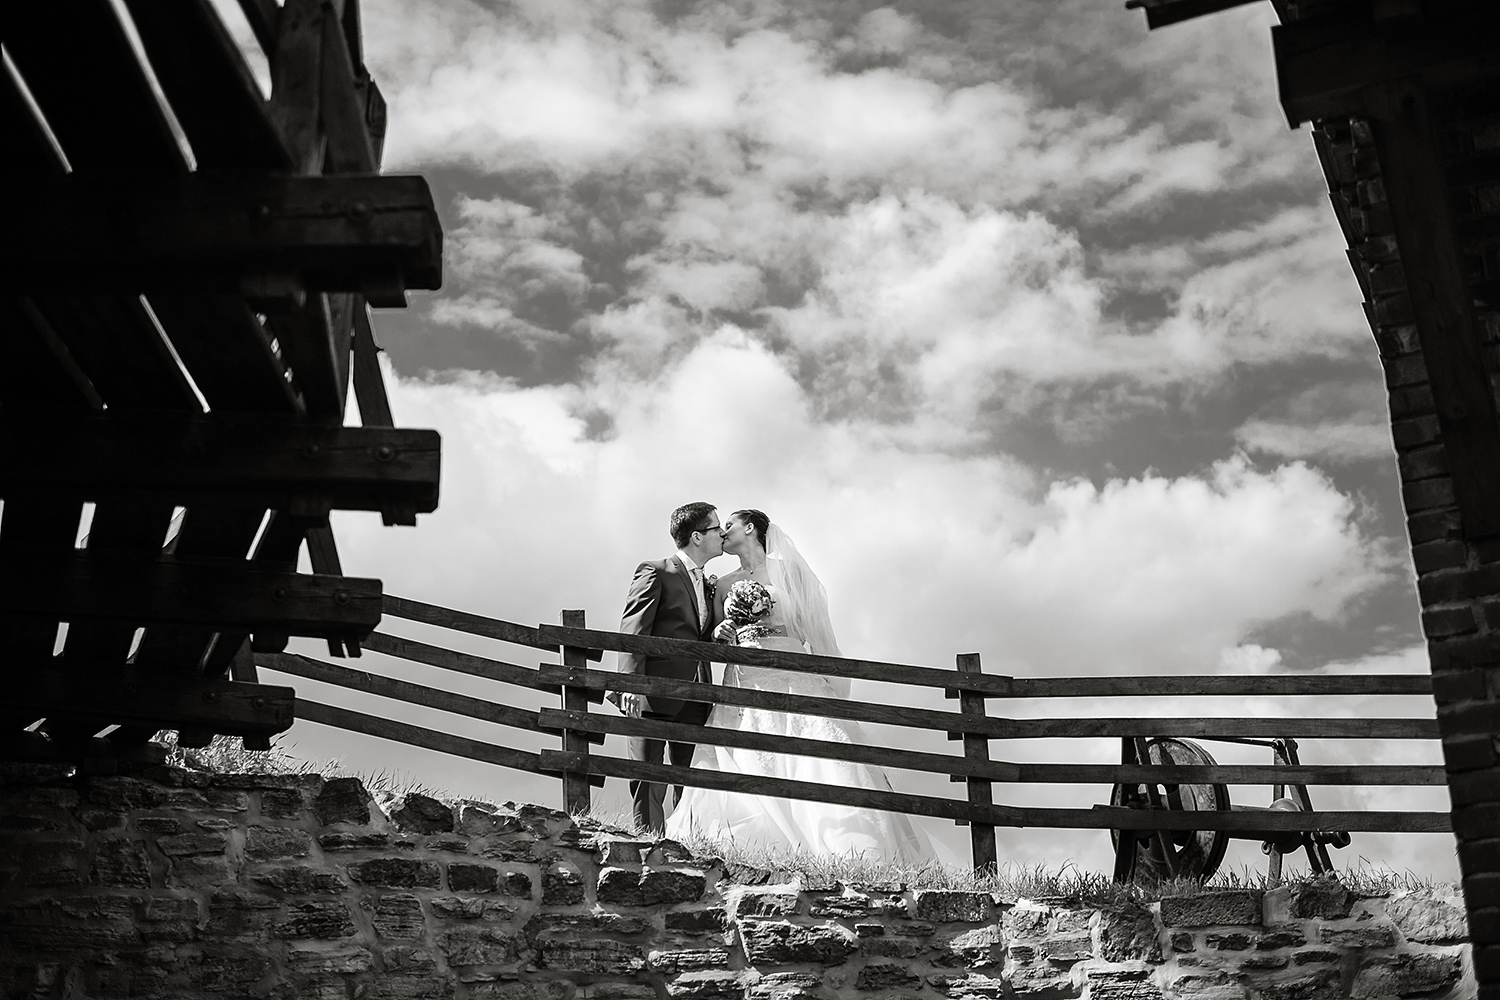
249, 593, 1453, 876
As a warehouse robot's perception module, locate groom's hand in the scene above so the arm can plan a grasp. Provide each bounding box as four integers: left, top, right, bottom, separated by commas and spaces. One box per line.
612, 692, 643, 718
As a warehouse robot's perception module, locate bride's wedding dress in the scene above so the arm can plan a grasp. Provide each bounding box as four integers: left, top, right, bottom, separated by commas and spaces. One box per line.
664, 529, 934, 865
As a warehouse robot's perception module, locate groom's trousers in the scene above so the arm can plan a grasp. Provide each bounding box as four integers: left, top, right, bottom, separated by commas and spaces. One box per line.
630, 703, 708, 834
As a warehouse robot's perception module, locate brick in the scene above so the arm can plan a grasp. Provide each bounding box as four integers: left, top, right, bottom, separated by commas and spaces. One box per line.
1454, 803, 1500, 840
1480, 536, 1500, 564
1471, 945, 1500, 982
1373, 290, 1414, 326
1422, 606, 1479, 638
1407, 507, 1463, 544
1388, 384, 1437, 419
1482, 599, 1500, 630
1433, 669, 1490, 703
1439, 699, 1500, 737
1427, 634, 1499, 670
1413, 540, 1470, 576
1443, 732, 1499, 770
1460, 837, 1500, 872
1376, 325, 1424, 357
1383, 353, 1429, 389
1474, 907, 1500, 942
1398, 443, 1449, 481
1403, 477, 1457, 512
1420, 565, 1500, 602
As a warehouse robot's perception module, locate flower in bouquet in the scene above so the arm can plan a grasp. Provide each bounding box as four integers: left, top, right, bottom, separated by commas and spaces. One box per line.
722, 580, 775, 646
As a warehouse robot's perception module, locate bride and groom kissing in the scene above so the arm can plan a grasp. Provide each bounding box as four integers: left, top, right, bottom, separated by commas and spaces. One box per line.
611, 501, 932, 864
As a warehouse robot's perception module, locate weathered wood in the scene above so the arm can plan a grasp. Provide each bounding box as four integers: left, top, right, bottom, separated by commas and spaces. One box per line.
1363, 80, 1500, 538
0, 499, 87, 662
4, 174, 442, 297
2, 56, 69, 176
385, 596, 552, 649
236, 0, 281, 56
363, 631, 557, 692
1, 554, 381, 638
536, 622, 1433, 697
28, 295, 202, 413
0, 299, 104, 413
559, 610, 592, 814
5, 2, 188, 172
1274, 9, 1500, 128
539, 663, 1441, 741
1125, 0, 1260, 30
352, 303, 395, 427
12, 663, 294, 735
257, 652, 545, 733
122, 0, 295, 171
533, 708, 1443, 786
144, 296, 303, 415
954, 653, 997, 870
0, 414, 439, 515
538, 752, 1453, 834
297, 699, 544, 773
320, 7, 377, 177
61, 499, 175, 662
268, 0, 325, 174
258, 297, 345, 420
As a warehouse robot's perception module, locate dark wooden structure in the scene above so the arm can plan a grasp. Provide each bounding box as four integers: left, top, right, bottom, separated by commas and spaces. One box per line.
1128, 0, 1499, 992
1, 0, 442, 764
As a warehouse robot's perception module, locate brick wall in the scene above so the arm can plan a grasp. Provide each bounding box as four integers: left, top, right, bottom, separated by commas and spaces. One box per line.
0, 766, 1478, 999
1309, 97, 1500, 996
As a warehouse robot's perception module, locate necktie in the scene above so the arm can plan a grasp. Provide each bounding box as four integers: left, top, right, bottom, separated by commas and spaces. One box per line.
690, 567, 704, 628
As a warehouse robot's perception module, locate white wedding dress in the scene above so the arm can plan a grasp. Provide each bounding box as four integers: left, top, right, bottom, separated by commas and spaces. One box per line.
664, 529, 934, 865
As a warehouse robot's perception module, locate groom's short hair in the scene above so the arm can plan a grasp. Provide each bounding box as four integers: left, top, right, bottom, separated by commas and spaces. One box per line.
670, 502, 717, 549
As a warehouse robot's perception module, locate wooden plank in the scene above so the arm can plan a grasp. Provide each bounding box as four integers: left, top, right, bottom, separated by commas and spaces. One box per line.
320, 8, 377, 175
1124, 0, 1261, 30
535, 623, 1434, 698
296, 699, 543, 773
236, 0, 281, 56
362, 631, 556, 692
269, 0, 325, 174
5, 1, 188, 172
1363, 80, 1500, 538
352, 300, 395, 427
537, 709, 1445, 786
4, 173, 442, 296
2, 54, 68, 175
1273, 9, 1500, 128
539, 752, 1453, 834
0, 299, 104, 413
267, 295, 346, 421
144, 295, 303, 415
13, 664, 294, 736
0, 498, 86, 664
1, 554, 382, 638
955, 653, 996, 870
28, 295, 201, 412
257, 652, 545, 733
384, 596, 551, 649
61, 499, 175, 662
122, 0, 295, 171
539, 664, 1440, 741
0, 414, 439, 515
559, 610, 592, 814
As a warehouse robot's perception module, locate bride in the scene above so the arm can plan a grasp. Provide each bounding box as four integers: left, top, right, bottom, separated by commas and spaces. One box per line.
664, 509, 934, 864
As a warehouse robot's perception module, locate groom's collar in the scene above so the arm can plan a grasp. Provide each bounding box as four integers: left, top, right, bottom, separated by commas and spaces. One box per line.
674, 550, 700, 573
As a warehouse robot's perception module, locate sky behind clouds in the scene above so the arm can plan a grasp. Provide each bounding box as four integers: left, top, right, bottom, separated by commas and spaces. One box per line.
224, 0, 1452, 878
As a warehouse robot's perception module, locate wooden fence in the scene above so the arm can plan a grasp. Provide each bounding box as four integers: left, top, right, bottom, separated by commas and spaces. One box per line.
253, 594, 1451, 876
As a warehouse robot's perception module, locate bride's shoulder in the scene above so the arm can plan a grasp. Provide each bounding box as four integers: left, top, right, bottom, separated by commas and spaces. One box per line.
715, 567, 747, 585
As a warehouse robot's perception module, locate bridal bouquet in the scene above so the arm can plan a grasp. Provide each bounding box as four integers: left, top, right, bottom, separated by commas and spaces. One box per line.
722, 580, 775, 647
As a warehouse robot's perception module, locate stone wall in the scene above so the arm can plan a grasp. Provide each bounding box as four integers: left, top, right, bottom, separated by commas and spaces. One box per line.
0, 767, 1477, 1000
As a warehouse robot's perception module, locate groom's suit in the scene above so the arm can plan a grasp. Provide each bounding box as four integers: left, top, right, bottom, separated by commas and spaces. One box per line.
617, 553, 722, 833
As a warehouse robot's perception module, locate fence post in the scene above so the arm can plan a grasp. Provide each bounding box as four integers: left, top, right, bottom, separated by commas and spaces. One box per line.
948, 652, 997, 872
559, 609, 591, 816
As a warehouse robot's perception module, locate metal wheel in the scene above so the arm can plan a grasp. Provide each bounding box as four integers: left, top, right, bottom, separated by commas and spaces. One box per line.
1110, 738, 1231, 883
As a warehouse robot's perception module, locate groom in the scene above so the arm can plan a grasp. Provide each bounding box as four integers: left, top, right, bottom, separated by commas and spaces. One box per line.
611, 501, 724, 833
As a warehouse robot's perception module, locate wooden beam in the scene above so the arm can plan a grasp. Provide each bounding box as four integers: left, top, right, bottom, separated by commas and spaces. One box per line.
320, 7, 377, 175
3, 173, 442, 297
144, 295, 304, 415
0, 414, 439, 515
236, 0, 281, 57
0, 554, 382, 638
12, 663, 294, 736
297, 698, 545, 773
1124, 0, 1262, 30
1274, 9, 1500, 128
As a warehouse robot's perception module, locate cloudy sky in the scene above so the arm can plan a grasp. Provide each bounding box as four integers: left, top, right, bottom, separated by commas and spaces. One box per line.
221, 0, 1451, 878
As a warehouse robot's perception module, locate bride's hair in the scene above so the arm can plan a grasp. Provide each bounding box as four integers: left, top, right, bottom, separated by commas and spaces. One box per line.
732, 509, 769, 550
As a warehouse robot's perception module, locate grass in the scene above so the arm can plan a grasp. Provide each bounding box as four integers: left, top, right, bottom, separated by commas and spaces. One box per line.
146, 737, 1453, 903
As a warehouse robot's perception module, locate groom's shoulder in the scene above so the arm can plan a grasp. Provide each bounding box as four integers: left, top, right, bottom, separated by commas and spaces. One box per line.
631, 557, 671, 577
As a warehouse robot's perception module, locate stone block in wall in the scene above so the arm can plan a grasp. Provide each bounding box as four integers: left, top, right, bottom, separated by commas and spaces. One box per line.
943, 924, 1005, 967
346, 858, 441, 889
1319, 924, 1397, 949
915, 889, 994, 923
599, 838, 653, 865
648, 947, 732, 972
668, 970, 758, 999
141, 895, 202, 942
455, 802, 523, 837
1387, 888, 1469, 943
861, 935, 921, 959
17, 837, 86, 887
542, 861, 585, 904
260, 787, 308, 819
929, 972, 1007, 999
642, 867, 708, 905
167, 853, 235, 888
88, 838, 152, 888
1160, 891, 1263, 928
1006, 902, 1052, 938
429, 895, 517, 920
1100, 904, 1162, 962
438, 925, 524, 967
314, 776, 373, 825
1260, 967, 1344, 1000
391, 793, 455, 834
274, 899, 357, 939
1089, 969, 1162, 1000
205, 886, 280, 936
526, 911, 653, 941
1352, 953, 1462, 998
253, 863, 347, 895
748, 972, 822, 1000
809, 890, 878, 919
729, 888, 802, 918
667, 905, 728, 933
470, 981, 569, 1000
597, 866, 645, 905
320, 830, 389, 851
537, 937, 646, 975
369, 893, 426, 939
857, 961, 923, 990
448, 862, 501, 893
185, 948, 275, 996
739, 919, 858, 965
245, 825, 313, 860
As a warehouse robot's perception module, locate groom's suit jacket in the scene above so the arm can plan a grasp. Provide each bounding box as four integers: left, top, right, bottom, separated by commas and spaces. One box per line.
618, 555, 721, 720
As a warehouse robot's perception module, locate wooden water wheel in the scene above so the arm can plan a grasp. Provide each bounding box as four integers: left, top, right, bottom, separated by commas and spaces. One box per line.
1110, 737, 1231, 883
